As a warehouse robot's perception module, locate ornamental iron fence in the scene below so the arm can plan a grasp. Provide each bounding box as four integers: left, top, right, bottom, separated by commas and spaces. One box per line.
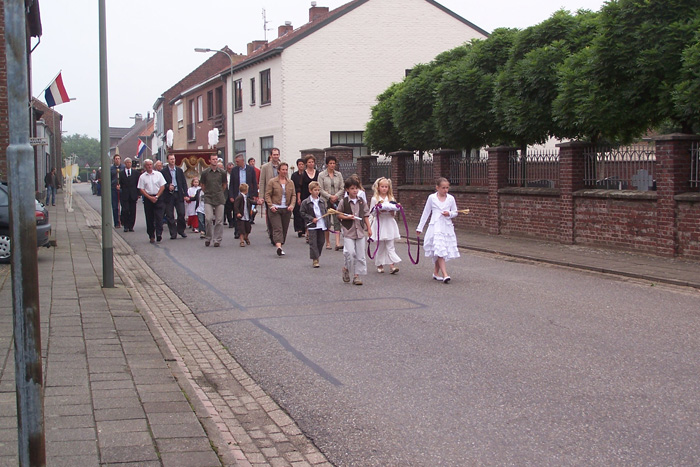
691, 141, 699, 190
449, 150, 489, 186
508, 149, 559, 188
583, 145, 656, 191
405, 153, 434, 185
369, 159, 392, 182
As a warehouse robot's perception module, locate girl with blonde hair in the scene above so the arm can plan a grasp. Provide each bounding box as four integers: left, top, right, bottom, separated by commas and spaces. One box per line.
369, 177, 402, 274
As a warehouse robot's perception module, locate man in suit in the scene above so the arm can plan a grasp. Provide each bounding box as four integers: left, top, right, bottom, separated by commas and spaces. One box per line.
228, 153, 261, 239
110, 155, 125, 227
118, 157, 141, 232
259, 148, 281, 245
161, 154, 190, 239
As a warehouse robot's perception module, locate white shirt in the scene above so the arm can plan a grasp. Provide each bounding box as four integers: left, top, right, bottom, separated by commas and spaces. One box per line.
309, 197, 326, 230
137, 170, 166, 196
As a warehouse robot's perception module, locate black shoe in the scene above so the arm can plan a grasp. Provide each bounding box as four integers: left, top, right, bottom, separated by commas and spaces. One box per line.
170, 235, 177, 240
229, 225, 235, 229
129, 228, 135, 232
150, 237, 155, 244
234, 234, 240, 239
180, 232, 187, 238
157, 236, 162, 242
124, 227, 128, 232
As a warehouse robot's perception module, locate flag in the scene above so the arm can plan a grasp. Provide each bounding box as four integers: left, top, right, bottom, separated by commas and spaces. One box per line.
44, 72, 70, 107
137, 140, 146, 159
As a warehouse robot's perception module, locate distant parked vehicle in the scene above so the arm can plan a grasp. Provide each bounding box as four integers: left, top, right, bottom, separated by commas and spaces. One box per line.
0, 182, 52, 263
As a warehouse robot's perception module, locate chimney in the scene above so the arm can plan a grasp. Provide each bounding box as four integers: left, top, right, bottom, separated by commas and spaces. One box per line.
134, 113, 143, 123
309, 2, 329, 22
278, 21, 293, 38
247, 40, 269, 55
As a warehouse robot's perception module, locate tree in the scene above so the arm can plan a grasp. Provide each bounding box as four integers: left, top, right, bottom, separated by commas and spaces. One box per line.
62, 134, 101, 168
672, 30, 700, 133
364, 83, 405, 154
435, 28, 518, 150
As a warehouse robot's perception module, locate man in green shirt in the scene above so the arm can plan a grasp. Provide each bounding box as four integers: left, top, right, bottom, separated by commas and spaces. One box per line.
199, 154, 227, 247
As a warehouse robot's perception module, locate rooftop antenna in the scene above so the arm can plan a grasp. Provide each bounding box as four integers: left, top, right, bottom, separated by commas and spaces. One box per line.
262, 8, 273, 41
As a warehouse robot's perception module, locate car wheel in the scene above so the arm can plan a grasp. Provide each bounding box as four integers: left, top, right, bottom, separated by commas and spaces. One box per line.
0, 232, 10, 263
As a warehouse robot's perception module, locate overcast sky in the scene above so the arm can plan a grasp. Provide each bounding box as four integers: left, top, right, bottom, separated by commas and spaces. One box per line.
30, 0, 606, 139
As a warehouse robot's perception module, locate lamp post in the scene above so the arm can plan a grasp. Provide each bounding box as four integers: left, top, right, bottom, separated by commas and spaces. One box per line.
195, 47, 235, 163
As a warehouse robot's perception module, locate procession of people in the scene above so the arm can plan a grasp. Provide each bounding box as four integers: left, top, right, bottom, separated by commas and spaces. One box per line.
107, 148, 463, 284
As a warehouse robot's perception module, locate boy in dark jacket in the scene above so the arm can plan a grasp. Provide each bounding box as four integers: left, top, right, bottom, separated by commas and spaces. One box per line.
233, 183, 255, 247
300, 181, 328, 268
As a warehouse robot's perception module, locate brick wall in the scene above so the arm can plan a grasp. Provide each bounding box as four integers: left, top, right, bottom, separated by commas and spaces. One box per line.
676, 196, 700, 260
499, 191, 561, 241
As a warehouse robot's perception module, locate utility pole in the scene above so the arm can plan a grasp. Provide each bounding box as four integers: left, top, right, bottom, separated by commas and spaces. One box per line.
4, 0, 47, 464
99, 0, 114, 287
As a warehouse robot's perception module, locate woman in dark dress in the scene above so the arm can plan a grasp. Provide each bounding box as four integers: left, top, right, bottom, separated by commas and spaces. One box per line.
291, 158, 306, 237
300, 154, 319, 242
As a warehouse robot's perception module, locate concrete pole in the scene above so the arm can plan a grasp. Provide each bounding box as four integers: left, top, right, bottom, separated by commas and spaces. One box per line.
99, 0, 114, 287
4, 0, 47, 464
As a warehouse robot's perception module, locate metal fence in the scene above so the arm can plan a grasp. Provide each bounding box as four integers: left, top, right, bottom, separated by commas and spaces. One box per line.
449, 150, 489, 186
583, 145, 656, 191
692, 141, 699, 190
337, 160, 357, 180
405, 153, 434, 185
508, 149, 559, 188
369, 159, 392, 182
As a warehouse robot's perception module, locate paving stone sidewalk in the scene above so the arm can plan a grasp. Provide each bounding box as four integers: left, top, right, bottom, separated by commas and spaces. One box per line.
0, 192, 330, 466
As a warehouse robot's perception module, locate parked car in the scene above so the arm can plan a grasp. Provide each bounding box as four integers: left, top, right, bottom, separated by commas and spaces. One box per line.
0, 182, 52, 263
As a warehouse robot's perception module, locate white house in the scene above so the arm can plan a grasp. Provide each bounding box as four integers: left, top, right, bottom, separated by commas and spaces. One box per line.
226, 0, 488, 165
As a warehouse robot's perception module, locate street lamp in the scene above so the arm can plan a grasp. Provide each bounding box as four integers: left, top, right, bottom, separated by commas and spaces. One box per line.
195, 47, 235, 163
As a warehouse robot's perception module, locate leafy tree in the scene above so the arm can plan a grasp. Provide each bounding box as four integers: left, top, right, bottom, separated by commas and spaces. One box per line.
554, 0, 700, 142
435, 28, 518, 150
62, 134, 101, 168
672, 30, 700, 132
364, 83, 405, 154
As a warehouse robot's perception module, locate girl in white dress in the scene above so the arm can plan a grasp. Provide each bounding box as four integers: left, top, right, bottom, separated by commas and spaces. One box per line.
416, 177, 460, 283
186, 178, 201, 232
369, 177, 402, 274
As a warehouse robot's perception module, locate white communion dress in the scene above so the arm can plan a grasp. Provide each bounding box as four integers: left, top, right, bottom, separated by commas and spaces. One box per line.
416, 192, 460, 263
369, 196, 402, 266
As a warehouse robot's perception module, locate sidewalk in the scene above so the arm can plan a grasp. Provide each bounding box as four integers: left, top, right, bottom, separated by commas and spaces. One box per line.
0, 191, 331, 466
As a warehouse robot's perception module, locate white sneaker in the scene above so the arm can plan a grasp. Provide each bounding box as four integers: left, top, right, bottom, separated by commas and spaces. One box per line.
432, 274, 444, 281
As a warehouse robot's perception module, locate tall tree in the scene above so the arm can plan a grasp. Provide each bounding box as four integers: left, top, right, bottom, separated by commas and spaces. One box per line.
62, 134, 101, 168
364, 83, 405, 155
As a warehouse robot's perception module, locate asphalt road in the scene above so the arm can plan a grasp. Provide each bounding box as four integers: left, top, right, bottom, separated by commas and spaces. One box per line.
79, 183, 700, 466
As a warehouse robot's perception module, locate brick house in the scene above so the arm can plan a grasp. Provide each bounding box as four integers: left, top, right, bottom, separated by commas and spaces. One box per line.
31, 98, 63, 189
152, 47, 244, 163
109, 113, 154, 166
222, 0, 488, 166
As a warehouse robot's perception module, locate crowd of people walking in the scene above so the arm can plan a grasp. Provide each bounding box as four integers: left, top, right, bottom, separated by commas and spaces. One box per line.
105, 147, 462, 284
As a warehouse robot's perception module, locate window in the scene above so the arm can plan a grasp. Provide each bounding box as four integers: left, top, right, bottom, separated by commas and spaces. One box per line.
197, 96, 203, 123
187, 99, 196, 141
215, 86, 223, 116
176, 101, 184, 128
235, 139, 246, 158
260, 69, 271, 105
330, 131, 369, 159
234, 79, 243, 112
250, 78, 256, 105
207, 91, 213, 119
261, 136, 274, 162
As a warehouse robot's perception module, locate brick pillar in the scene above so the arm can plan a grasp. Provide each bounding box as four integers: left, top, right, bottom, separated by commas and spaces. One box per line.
557, 141, 590, 244
486, 146, 514, 235
433, 149, 459, 182
300, 148, 325, 164
653, 134, 699, 256
324, 146, 354, 164
356, 155, 377, 187
389, 150, 413, 187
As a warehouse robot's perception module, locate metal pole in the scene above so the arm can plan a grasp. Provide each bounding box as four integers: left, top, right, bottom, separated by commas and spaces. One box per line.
4, 0, 46, 464
99, 0, 114, 287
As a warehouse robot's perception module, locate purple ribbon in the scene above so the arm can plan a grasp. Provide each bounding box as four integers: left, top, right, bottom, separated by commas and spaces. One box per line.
367, 204, 420, 265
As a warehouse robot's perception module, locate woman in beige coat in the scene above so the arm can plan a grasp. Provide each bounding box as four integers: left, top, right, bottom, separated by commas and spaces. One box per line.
317, 155, 345, 250
264, 162, 296, 256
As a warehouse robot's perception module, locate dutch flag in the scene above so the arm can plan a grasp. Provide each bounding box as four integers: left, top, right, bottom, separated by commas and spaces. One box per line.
44, 72, 70, 107
137, 140, 147, 159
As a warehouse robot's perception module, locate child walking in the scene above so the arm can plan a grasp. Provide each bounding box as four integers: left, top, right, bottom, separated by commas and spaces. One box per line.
416, 177, 460, 283
300, 181, 328, 268
369, 177, 401, 274
337, 178, 372, 285
234, 183, 254, 247
186, 178, 201, 232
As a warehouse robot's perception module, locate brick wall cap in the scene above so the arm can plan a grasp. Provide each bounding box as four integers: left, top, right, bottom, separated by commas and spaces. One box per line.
675, 192, 700, 202
356, 155, 378, 160
388, 150, 414, 157
299, 148, 324, 153
653, 133, 700, 142
573, 189, 657, 200
486, 146, 518, 153
324, 146, 353, 151
433, 149, 460, 155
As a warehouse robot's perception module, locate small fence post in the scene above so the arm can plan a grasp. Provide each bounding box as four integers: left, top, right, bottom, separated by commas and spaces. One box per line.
356, 155, 376, 188
653, 134, 700, 256
486, 146, 514, 235
557, 141, 590, 244
433, 149, 459, 183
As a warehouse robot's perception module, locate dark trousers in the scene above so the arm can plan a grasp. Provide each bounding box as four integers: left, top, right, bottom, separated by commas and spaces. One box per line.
111, 188, 120, 225
308, 229, 326, 260
269, 209, 292, 245
293, 203, 305, 233
265, 203, 274, 244
164, 193, 186, 237
143, 197, 164, 239
120, 198, 138, 230
224, 199, 235, 226
236, 219, 252, 236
